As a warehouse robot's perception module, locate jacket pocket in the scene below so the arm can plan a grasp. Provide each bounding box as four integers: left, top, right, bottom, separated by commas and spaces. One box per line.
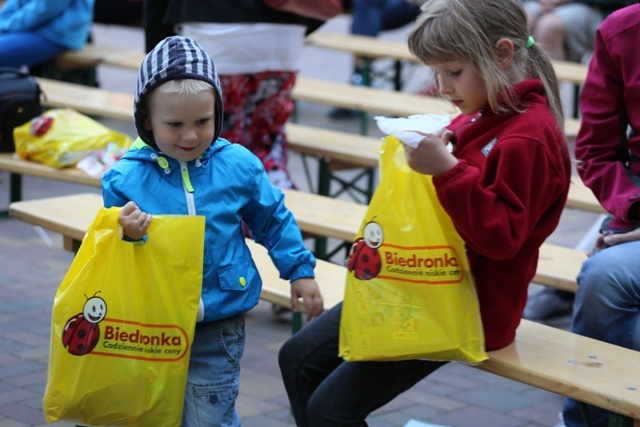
218, 258, 259, 292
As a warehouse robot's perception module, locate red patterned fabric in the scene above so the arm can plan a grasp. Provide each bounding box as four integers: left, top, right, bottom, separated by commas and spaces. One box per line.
219, 70, 297, 189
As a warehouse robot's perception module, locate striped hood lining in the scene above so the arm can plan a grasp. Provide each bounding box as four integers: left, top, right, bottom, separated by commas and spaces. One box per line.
134, 36, 224, 148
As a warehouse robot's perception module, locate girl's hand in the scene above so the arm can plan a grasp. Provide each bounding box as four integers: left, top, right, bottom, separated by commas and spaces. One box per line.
590, 228, 640, 256
291, 278, 324, 321
119, 201, 152, 240
404, 130, 457, 176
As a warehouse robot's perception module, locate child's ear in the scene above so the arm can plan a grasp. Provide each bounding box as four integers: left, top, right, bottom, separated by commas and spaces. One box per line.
142, 110, 152, 131
494, 38, 515, 70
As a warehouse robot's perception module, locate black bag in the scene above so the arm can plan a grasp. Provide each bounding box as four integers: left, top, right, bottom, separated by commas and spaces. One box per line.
0, 68, 42, 153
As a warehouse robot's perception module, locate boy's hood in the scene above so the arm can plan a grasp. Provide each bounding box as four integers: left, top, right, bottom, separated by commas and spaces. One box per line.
134, 36, 224, 149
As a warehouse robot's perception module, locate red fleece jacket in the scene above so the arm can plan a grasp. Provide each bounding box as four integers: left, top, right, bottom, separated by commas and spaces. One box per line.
433, 80, 571, 350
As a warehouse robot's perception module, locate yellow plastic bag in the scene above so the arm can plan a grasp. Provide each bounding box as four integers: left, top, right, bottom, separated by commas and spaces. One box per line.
14, 108, 132, 168
43, 207, 204, 426
339, 136, 488, 364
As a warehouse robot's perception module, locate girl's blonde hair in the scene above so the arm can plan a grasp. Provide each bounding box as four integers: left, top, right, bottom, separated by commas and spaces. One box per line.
408, 0, 563, 127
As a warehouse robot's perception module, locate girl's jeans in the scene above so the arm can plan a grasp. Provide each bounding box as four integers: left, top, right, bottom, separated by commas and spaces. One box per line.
182, 314, 246, 427
562, 240, 640, 427
279, 302, 446, 427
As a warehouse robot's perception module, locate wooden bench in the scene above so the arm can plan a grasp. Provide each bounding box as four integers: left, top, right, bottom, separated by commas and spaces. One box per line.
1, 125, 604, 215
44, 50, 583, 139
306, 32, 588, 86
284, 125, 605, 213
8, 194, 640, 427
61, 37, 589, 87
31, 76, 590, 205
1, 186, 586, 299
57, 44, 145, 71
306, 31, 587, 120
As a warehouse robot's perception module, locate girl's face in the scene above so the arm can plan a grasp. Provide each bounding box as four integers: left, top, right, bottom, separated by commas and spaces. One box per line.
431, 61, 488, 116
145, 89, 216, 162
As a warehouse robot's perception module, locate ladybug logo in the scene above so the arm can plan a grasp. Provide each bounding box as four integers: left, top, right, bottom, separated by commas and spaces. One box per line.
29, 115, 53, 137
347, 221, 383, 280
62, 292, 107, 356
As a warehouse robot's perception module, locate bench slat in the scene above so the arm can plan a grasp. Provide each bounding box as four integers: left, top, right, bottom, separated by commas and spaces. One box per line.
61, 38, 588, 86
480, 320, 640, 421
35, 76, 581, 138
7, 192, 582, 294
287, 125, 604, 213
0, 154, 102, 187
306, 32, 588, 85
29, 78, 596, 210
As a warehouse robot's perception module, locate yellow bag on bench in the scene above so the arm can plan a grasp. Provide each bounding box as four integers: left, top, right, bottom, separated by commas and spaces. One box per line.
13, 108, 132, 168
339, 136, 487, 364
43, 207, 204, 427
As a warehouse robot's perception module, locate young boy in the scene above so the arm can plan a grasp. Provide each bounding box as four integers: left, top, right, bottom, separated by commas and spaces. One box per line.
102, 35, 323, 426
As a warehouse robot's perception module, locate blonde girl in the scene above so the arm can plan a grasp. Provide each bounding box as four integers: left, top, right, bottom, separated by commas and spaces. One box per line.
279, 1, 572, 425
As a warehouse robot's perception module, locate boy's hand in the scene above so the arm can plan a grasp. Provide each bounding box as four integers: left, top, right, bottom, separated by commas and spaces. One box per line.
291, 278, 324, 321
119, 201, 152, 240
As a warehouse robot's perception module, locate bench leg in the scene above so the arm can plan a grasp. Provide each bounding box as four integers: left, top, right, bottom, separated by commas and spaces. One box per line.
608, 413, 635, 427
572, 84, 581, 119
0, 172, 22, 219
291, 312, 303, 334
9, 172, 22, 204
393, 60, 403, 91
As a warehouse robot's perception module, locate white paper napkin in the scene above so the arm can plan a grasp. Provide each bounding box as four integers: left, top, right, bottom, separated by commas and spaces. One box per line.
375, 114, 451, 149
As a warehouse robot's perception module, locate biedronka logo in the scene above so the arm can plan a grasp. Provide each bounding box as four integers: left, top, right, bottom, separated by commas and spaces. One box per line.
347, 220, 466, 285
61, 291, 189, 362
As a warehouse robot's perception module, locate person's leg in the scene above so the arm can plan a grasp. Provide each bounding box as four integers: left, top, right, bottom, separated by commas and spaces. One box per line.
351, 0, 418, 35
0, 32, 67, 68
523, 287, 574, 321
535, 3, 604, 62
562, 240, 640, 427
522, 1, 542, 35
532, 12, 566, 60
350, 0, 386, 36
279, 303, 447, 427
182, 315, 245, 427
379, 0, 420, 31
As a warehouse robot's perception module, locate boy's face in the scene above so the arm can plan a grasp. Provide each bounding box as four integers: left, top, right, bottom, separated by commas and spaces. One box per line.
430, 60, 487, 115
144, 89, 216, 162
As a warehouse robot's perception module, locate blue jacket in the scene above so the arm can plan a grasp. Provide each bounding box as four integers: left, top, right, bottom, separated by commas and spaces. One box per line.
103, 137, 316, 322
0, 0, 94, 50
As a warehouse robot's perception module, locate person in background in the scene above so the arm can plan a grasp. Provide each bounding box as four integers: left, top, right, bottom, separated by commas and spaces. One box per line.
329, 0, 421, 119
143, 0, 325, 189
103, 35, 324, 426
278, 0, 571, 425
559, 4, 640, 426
0, 0, 94, 68
522, 0, 635, 324
522, 0, 633, 62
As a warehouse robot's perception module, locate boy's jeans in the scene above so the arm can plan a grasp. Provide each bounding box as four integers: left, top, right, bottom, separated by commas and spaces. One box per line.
562, 240, 640, 427
182, 314, 246, 427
